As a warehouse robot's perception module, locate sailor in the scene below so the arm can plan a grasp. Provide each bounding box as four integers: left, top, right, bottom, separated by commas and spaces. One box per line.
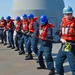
56, 6, 75, 75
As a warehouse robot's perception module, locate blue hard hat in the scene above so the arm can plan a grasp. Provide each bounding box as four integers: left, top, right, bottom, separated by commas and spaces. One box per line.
6, 16, 11, 20
63, 6, 73, 14
40, 15, 47, 24
22, 14, 27, 19
27, 14, 34, 19
1, 16, 4, 20
16, 16, 21, 21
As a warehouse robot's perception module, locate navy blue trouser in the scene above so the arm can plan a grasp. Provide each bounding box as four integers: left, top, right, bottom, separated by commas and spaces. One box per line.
26, 36, 38, 55
8, 31, 14, 46
3, 31, 7, 43
38, 44, 54, 70
19, 34, 28, 52
56, 44, 75, 75
15, 33, 22, 49
0, 30, 7, 43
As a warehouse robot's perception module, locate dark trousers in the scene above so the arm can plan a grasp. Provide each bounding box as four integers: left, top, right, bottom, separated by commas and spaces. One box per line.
38, 44, 54, 70
26, 36, 38, 55
15, 33, 22, 49
19, 34, 28, 52
56, 44, 75, 75
0, 30, 7, 43
8, 31, 14, 46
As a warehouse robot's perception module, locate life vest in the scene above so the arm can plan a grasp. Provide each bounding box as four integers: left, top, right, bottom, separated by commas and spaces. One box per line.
0, 20, 6, 28
6, 20, 14, 29
29, 16, 39, 33
22, 20, 29, 31
38, 23, 55, 40
59, 17, 75, 41
15, 21, 22, 31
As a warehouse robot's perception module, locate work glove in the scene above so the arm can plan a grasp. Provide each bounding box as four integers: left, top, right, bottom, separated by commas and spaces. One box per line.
21, 30, 27, 34
21, 30, 23, 32
26, 32, 30, 36
60, 38, 66, 43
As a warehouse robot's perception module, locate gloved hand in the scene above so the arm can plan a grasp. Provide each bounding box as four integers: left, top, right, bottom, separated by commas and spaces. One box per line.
24, 31, 28, 35
31, 34, 37, 38
60, 38, 66, 43
3, 29, 6, 32
31, 34, 36, 37
26, 32, 30, 35
25, 31, 28, 33
3, 27, 6, 32
8, 28, 10, 30
21, 30, 26, 34
21, 30, 23, 32
30, 34, 33, 36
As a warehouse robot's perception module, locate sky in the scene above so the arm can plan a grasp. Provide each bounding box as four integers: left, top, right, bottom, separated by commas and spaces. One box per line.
0, 0, 75, 18
0, 0, 12, 18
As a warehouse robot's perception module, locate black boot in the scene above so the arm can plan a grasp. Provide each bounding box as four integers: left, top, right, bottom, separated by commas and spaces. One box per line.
19, 50, 25, 55
0, 41, 4, 44
25, 54, 30, 58
4, 42, 7, 45
37, 66, 46, 69
11, 46, 15, 49
15, 48, 19, 51
48, 70, 55, 75
25, 54, 33, 60
36, 59, 39, 63
7, 45, 12, 48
